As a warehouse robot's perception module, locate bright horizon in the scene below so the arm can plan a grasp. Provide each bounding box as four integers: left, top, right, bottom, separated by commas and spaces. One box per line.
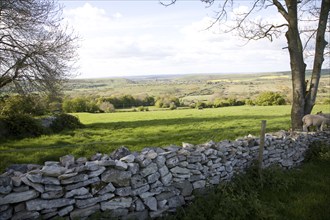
60, 0, 308, 79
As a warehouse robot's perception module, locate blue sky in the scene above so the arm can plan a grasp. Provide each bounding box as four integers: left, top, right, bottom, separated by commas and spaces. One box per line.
60, 0, 293, 78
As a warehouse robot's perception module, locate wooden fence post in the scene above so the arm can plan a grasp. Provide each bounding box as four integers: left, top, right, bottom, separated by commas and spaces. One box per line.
258, 120, 267, 179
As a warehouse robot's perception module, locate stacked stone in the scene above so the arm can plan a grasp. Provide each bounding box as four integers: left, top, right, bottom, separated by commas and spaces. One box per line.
0, 131, 329, 220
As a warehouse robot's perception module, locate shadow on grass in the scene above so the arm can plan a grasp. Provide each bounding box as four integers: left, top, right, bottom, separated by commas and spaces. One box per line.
85, 114, 290, 130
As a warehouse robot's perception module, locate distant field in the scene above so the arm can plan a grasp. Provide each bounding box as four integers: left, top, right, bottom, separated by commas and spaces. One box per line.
63, 71, 330, 103
1, 105, 329, 172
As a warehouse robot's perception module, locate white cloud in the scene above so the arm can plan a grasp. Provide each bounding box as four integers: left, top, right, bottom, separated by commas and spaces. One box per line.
63, 3, 291, 78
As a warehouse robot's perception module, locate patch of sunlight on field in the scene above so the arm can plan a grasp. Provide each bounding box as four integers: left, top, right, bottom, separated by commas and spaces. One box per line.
1, 105, 329, 171
259, 75, 290, 79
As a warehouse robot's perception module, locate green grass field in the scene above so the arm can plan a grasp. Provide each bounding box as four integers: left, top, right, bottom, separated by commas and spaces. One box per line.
0, 105, 329, 172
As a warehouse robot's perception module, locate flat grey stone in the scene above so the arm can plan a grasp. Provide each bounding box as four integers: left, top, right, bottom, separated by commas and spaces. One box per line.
120, 154, 135, 163
0, 190, 39, 205
143, 196, 157, 211
58, 205, 74, 217
0, 176, 12, 194
101, 197, 132, 211
21, 176, 44, 193
26, 198, 75, 211
11, 211, 40, 220
65, 187, 89, 198
101, 169, 132, 187
65, 177, 100, 191
97, 182, 116, 195
41, 190, 64, 199
0, 206, 12, 220
61, 174, 88, 184
115, 186, 132, 196
70, 204, 100, 219
140, 163, 158, 177
88, 166, 106, 178
131, 174, 148, 189
40, 165, 67, 177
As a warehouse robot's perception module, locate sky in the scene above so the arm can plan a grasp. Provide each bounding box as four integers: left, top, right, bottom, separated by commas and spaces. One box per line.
60, 0, 294, 78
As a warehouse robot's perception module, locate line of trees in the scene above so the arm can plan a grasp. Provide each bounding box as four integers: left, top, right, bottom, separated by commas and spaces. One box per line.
0, 92, 288, 115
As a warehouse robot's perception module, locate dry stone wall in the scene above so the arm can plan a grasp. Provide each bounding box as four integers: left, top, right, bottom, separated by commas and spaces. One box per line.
1, 131, 329, 220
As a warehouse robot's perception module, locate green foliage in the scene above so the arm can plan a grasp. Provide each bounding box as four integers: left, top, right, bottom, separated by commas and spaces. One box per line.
213, 98, 245, 108
0, 94, 48, 116
155, 96, 180, 108
0, 114, 45, 138
100, 94, 154, 109
254, 92, 286, 106
246, 99, 255, 106
165, 165, 292, 220
304, 141, 330, 162
169, 102, 177, 110
99, 102, 115, 113
0, 105, 328, 172
165, 150, 330, 220
323, 98, 330, 105
62, 97, 99, 113
50, 113, 84, 132
137, 106, 147, 111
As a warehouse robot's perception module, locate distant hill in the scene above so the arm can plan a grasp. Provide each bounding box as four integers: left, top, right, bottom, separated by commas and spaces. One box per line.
63, 70, 330, 103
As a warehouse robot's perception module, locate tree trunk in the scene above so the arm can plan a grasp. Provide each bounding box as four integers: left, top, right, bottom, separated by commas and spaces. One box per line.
285, 0, 306, 131
304, 0, 330, 114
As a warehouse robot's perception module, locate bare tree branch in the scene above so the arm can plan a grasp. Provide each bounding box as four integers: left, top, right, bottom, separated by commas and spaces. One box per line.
0, 0, 78, 94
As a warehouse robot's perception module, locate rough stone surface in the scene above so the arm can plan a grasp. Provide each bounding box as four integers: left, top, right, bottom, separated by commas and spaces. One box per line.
1, 131, 329, 219
101, 169, 132, 187
0, 190, 39, 205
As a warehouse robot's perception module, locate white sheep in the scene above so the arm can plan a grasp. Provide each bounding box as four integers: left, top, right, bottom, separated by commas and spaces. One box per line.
317, 111, 330, 119
302, 114, 330, 132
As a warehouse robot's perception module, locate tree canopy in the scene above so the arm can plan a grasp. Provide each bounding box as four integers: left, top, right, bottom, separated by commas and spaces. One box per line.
166, 0, 329, 130
0, 0, 78, 94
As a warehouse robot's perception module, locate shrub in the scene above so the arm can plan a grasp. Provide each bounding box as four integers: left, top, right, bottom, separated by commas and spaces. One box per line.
1, 114, 45, 138
0, 94, 47, 116
50, 113, 84, 132
255, 92, 286, 106
246, 99, 255, 106
189, 103, 196, 109
304, 141, 330, 162
155, 96, 180, 108
169, 102, 177, 110
195, 102, 205, 109
137, 106, 145, 111
99, 102, 115, 113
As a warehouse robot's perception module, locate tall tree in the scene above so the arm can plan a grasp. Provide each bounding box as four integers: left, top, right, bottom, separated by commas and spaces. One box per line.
0, 0, 78, 95
165, 0, 329, 130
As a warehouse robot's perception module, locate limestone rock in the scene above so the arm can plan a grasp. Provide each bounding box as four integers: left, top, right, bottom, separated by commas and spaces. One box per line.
120, 154, 135, 163
101, 197, 133, 211
40, 165, 67, 177
65, 177, 100, 191
26, 198, 75, 211
97, 182, 116, 195
70, 204, 100, 219
140, 163, 158, 177
101, 169, 132, 187
58, 205, 74, 217
11, 211, 40, 220
143, 196, 157, 211
110, 146, 131, 160
0, 176, 12, 194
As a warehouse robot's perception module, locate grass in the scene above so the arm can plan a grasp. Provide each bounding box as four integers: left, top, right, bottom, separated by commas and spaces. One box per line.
164, 142, 330, 220
0, 105, 329, 172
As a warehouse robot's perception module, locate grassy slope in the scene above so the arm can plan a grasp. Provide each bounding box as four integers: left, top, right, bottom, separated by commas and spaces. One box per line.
1, 105, 329, 171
